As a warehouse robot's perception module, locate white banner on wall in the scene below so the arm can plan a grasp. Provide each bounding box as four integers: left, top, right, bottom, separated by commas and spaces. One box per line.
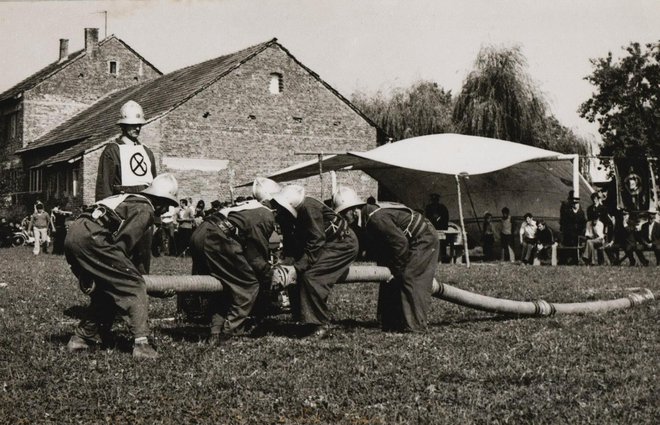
162, 157, 229, 172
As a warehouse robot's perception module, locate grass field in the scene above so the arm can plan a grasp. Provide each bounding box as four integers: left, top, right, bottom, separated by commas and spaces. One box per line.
0, 247, 658, 424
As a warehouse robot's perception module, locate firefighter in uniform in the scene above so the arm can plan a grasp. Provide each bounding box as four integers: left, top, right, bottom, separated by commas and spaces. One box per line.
95, 100, 157, 274
189, 198, 276, 344
271, 184, 359, 336
65, 174, 179, 359
333, 186, 438, 332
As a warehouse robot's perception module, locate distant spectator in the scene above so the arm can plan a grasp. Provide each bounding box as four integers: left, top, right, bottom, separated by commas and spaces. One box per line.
559, 193, 586, 264
366, 196, 376, 205
0, 218, 13, 247
482, 212, 495, 261
51, 205, 73, 255
27, 203, 54, 255
614, 214, 649, 266
534, 219, 556, 265
519, 213, 537, 264
160, 206, 177, 256
205, 200, 222, 216
641, 210, 660, 266
582, 212, 606, 266
500, 207, 515, 262
425, 193, 449, 262
176, 198, 195, 256
194, 200, 206, 226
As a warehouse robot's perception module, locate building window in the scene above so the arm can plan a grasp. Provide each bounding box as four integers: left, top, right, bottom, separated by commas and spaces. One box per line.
9, 113, 17, 138
269, 73, 283, 94
109, 61, 118, 75
72, 168, 79, 197
29, 169, 42, 193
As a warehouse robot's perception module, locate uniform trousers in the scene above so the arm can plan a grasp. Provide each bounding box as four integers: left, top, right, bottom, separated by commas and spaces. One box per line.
64, 217, 149, 340
377, 222, 438, 332
190, 221, 260, 335
296, 229, 359, 325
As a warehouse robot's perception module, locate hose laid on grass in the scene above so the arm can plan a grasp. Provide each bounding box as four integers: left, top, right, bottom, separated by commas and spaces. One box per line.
144, 265, 655, 317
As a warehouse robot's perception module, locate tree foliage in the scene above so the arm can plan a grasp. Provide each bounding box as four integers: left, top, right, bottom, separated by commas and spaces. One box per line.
352, 80, 455, 141
453, 45, 546, 145
579, 41, 660, 159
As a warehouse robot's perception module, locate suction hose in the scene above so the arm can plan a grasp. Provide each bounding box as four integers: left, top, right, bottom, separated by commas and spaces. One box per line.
143, 265, 655, 317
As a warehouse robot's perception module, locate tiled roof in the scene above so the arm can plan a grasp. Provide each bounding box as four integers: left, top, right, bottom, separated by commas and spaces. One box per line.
0, 35, 160, 104
0, 49, 85, 103
25, 38, 279, 166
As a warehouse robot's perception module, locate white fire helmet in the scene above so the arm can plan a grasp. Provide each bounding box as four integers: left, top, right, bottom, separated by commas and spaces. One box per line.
117, 100, 147, 125
141, 173, 179, 206
252, 177, 282, 202
332, 186, 365, 214
272, 185, 305, 218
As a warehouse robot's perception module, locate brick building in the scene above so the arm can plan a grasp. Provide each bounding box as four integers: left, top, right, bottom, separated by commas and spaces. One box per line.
0, 28, 161, 214
18, 38, 383, 209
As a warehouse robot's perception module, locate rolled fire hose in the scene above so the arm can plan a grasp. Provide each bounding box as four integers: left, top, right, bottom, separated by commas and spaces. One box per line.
144, 265, 655, 317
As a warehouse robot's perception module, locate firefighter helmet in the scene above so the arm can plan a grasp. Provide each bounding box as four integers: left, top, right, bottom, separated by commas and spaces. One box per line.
117, 100, 147, 125
252, 177, 282, 202
272, 185, 305, 218
141, 173, 179, 206
332, 186, 365, 214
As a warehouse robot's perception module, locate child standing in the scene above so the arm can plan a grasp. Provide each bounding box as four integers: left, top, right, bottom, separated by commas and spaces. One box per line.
500, 207, 515, 262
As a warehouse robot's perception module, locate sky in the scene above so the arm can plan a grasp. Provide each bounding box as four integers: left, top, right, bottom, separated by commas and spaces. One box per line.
1, 0, 659, 146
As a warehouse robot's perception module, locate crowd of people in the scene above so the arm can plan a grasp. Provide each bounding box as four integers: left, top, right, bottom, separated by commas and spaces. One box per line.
461, 189, 660, 267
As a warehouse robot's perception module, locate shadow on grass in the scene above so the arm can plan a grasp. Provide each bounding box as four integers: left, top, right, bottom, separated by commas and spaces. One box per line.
46, 332, 134, 353
63, 305, 87, 320
160, 325, 211, 343
431, 315, 521, 327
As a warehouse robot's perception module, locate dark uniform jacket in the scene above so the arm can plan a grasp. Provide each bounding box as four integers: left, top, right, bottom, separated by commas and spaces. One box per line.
95, 137, 157, 201
278, 197, 346, 273
214, 201, 276, 282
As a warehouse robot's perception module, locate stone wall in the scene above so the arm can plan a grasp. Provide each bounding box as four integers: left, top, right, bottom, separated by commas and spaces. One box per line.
146, 44, 378, 205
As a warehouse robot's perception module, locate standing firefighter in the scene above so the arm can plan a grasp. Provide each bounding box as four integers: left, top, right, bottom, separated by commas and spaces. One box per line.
65, 174, 179, 359
333, 186, 438, 332
96, 100, 157, 274
189, 198, 276, 345
271, 184, 358, 336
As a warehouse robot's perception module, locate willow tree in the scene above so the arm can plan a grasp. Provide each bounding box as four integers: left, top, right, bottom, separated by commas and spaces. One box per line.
352, 80, 455, 141
453, 45, 546, 145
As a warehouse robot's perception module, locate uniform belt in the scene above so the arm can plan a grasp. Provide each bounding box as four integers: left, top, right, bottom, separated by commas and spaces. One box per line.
403, 212, 427, 240
81, 207, 123, 233
207, 215, 240, 241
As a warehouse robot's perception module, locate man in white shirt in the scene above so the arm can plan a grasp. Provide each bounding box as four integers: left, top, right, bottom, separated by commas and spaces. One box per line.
518, 213, 537, 264
582, 213, 605, 265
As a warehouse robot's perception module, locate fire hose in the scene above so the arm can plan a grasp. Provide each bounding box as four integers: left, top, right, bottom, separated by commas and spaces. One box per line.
143, 265, 655, 317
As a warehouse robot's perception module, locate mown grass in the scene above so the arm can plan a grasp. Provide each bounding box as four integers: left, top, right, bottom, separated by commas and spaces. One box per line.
0, 247, 658, 424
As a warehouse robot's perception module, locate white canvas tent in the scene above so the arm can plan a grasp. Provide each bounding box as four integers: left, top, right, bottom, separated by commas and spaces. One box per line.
254, 134, 593, 265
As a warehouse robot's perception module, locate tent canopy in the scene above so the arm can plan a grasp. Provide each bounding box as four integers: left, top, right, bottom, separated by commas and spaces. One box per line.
262, 133, 571, 182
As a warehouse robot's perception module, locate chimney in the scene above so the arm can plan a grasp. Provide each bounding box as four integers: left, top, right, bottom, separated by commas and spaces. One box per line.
58, 39, 69, 62
84, 28, 99, 56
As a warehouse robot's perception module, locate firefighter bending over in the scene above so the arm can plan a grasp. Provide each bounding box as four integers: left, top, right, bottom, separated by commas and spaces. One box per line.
333, 186, 438, 332
65, 174, 179, 359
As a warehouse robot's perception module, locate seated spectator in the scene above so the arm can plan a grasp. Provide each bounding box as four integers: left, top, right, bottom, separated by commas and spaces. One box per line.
582, 213, 606, 266
482, 212, 495, 261
533, 219, 557, 265
519, 213, 537, 264
641, 210, 660, 266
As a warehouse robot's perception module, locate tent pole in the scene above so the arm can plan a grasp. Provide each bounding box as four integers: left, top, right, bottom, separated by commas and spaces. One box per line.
318, 153, 324, 200
648, 157, 658, 211
455, 174, 470, 267
571, 154, 579, 200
